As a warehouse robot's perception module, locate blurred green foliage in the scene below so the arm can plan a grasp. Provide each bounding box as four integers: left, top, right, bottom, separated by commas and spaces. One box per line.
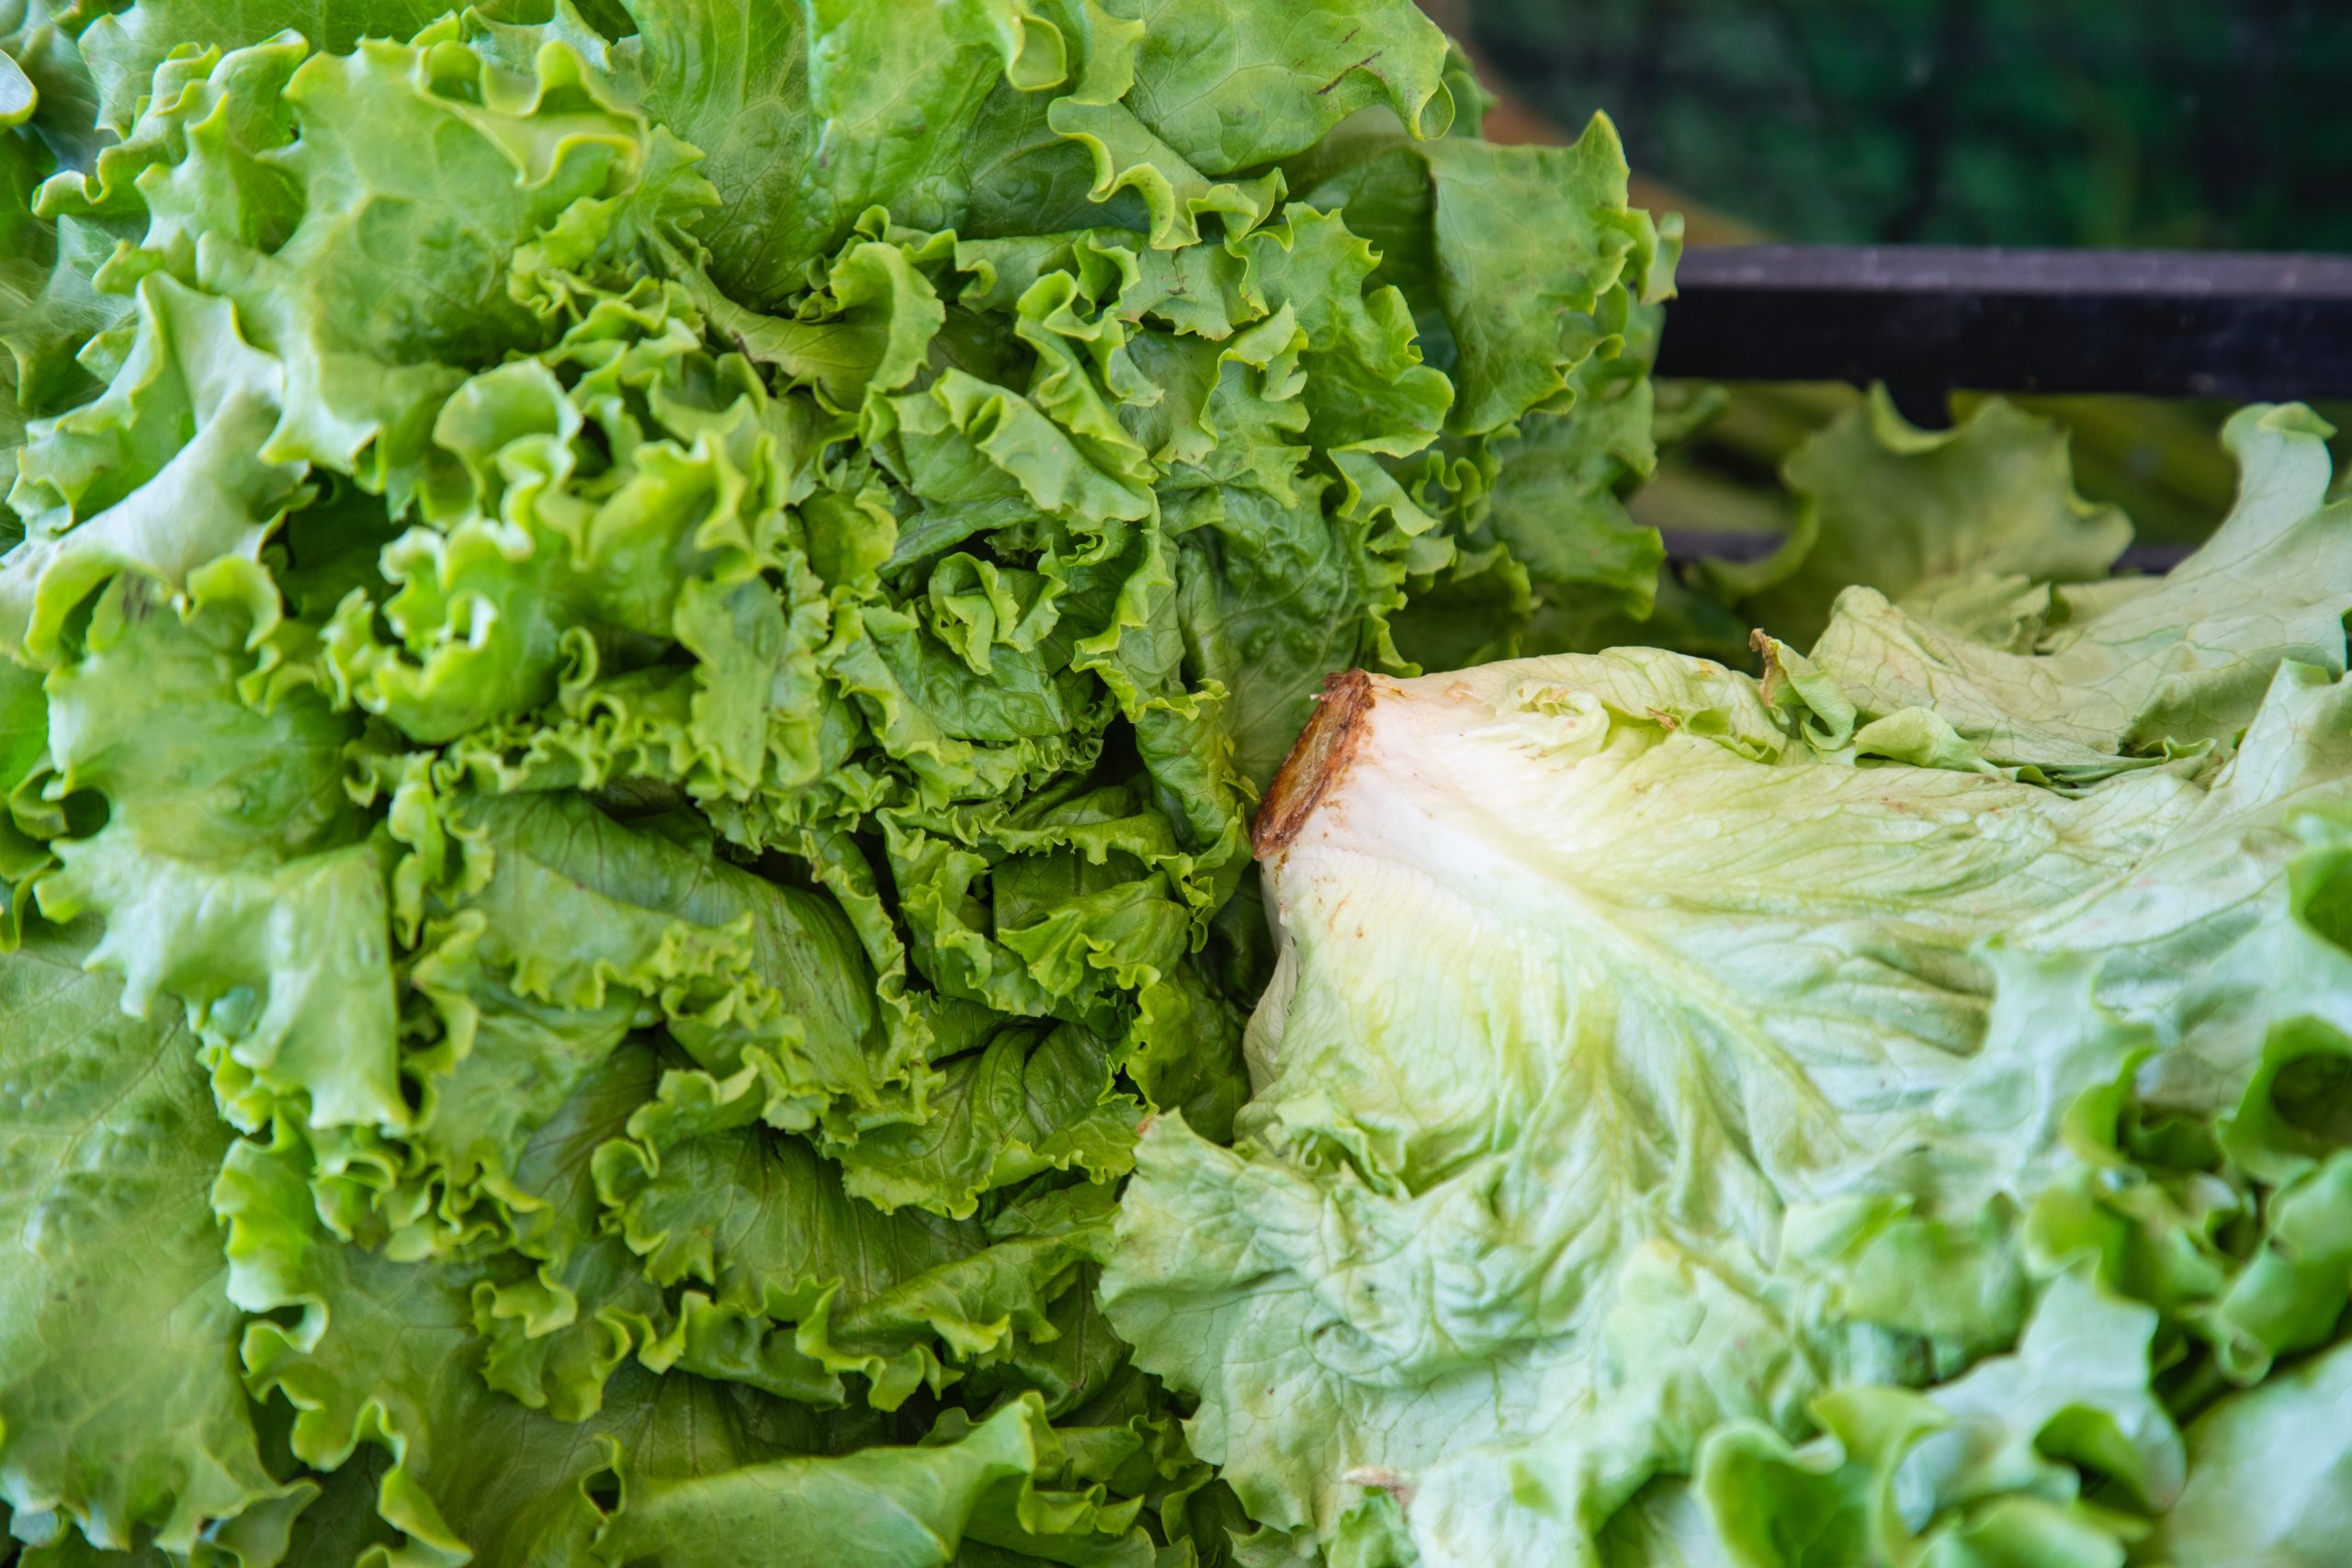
1470, 0, 2352, 251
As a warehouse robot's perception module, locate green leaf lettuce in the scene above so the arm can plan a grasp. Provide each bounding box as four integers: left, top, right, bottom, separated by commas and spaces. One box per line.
0, 0, 1670, 1559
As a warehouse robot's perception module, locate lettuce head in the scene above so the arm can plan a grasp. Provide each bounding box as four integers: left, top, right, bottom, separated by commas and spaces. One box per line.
0, 0, 1673, 1562
1104, 402, 2352, 1566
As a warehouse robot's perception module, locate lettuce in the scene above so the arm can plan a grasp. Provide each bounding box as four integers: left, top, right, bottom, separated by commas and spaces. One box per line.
1102, 402, 2352, 1565
0, 0, 1673, 1561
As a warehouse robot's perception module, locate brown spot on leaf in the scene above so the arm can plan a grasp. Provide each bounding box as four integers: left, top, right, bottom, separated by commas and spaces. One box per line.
1317, 51, 1382, 95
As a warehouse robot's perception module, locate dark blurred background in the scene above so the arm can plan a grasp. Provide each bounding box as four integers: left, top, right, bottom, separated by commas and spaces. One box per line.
1415, 0, 2352, 553
1450, 0, 2352, 253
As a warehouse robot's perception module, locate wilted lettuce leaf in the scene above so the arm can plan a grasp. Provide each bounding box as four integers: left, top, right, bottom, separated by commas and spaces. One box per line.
1564, 382, 2146, 677
1784, 404, 2352, 780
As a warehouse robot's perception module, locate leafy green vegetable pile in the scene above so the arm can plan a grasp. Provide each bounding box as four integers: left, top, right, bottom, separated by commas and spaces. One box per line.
1108, 398, 2352, 1566
18, 0, 2352, 1562
0, 0, 1677, 1562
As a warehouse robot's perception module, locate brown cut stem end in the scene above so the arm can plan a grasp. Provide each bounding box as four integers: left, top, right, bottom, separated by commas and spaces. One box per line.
1253, 670, 1374, 862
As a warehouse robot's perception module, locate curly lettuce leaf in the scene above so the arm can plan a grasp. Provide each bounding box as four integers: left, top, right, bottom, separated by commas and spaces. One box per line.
615, 0, 1038, 304
1702, 389, 2134, 652
1698, 1274, 2178, 1568
435, 790, 899, 1111
1786, 405, 2352, 780
33, 571, 402, 1132
220, 1122, 1156, 1567
1, 275, 305, 663
72, 0, 469, 135
617, 0, 1455, 305
0, 3, 1680, 1560
594, 1054, 1116, 1410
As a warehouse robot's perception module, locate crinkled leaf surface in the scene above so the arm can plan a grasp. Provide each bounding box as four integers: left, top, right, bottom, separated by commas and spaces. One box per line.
1703, 389, 2134, 651
0, 923, 294, 1556
0, 0, 1678, 1560
1105, 415, 2352, 1565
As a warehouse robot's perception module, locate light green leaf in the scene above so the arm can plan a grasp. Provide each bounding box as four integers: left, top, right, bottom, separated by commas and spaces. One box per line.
2, 275, 302, 664
36, 574, 402, 1132
1704, 390, 2133, 651
2141, 1337, 2352, 1568
0, 920, 297, 1557
1800, 404, 2352, 777
74, 0, 460, 136
1107, 468, 2352, 1564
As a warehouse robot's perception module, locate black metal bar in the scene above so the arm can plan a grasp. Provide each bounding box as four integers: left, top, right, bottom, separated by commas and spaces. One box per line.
1653, 244, 2352, 407
1654, 528, 2195, 575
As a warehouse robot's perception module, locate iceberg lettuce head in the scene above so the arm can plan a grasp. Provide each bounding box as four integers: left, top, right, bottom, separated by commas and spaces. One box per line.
1105, 403, 2352, 1566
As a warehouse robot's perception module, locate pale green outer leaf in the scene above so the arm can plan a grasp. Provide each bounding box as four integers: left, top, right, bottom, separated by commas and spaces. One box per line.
1105, 650, 2199, 1562
1696, 1273, 2175, 1568
1799, 404, 2352, 777
1996, 659, 2352, 1119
